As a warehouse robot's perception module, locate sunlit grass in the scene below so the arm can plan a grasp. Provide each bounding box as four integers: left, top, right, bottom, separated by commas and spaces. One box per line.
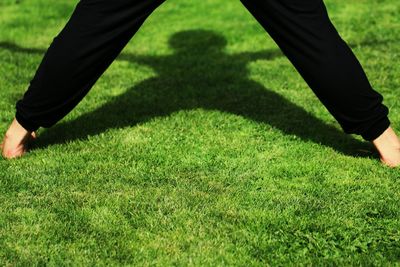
0, 0, 399, 265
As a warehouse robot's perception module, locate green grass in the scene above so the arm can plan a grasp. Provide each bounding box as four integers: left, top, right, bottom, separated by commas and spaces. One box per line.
1, 0, 400, 265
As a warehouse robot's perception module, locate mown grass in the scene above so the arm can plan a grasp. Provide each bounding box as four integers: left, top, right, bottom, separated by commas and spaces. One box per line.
0, 0, 400, 265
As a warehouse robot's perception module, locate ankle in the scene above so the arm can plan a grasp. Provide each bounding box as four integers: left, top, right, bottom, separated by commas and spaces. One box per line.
5, 118, 31, 139
372, 126, 400, 149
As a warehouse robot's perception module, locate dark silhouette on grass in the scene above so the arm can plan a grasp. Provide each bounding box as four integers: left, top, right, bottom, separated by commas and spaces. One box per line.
1, 30, 382, 157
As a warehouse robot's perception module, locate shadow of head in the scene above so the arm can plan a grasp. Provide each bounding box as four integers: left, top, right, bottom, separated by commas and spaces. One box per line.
168, 29, 227, 55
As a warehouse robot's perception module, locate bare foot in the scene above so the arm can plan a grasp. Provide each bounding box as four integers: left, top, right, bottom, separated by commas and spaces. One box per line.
1, 117, 37, 159
372, 126, 400, 168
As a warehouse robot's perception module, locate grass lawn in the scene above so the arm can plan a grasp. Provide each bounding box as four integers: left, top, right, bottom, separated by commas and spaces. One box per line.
1, 0, 400, 265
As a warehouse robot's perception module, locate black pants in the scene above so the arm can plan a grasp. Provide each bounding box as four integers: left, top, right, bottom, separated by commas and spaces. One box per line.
15, 0, 390, 141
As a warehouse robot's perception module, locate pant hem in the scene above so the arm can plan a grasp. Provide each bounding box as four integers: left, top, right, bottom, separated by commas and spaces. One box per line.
360, 116, 391, 142
15, 112, 40, 132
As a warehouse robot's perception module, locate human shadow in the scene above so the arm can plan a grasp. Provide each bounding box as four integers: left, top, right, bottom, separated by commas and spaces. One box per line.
1, 30, 383, 157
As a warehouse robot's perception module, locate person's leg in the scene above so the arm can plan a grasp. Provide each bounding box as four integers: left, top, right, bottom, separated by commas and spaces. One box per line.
240, 0, 400, 166
2, 0, 165, 158
16, 0, 165, 131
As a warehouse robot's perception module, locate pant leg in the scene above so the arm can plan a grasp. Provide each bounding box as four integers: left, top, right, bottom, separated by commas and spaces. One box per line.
240, 0, 390, 141
15, 0, 165, 132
